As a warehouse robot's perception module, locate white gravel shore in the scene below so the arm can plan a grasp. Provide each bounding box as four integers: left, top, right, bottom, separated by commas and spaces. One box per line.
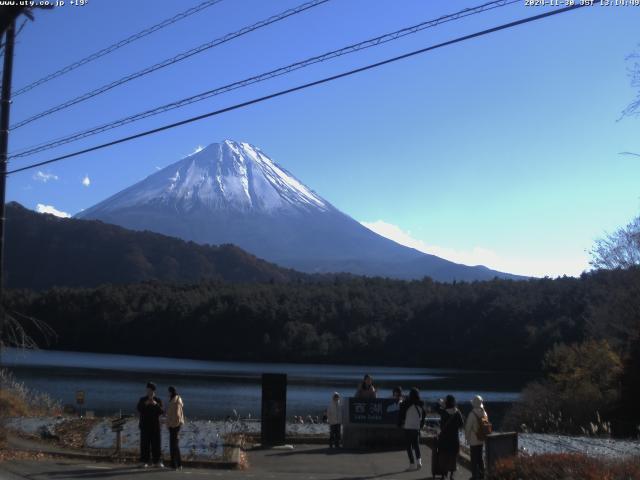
5, 417, 639, 459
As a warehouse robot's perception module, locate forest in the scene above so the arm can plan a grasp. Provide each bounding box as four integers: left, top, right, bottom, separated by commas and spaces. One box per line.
4, 267, 638, 372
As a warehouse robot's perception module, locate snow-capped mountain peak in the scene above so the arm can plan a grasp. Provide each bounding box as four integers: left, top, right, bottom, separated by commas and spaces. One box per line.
83, 140, 330, 215
76, 139, 521, 282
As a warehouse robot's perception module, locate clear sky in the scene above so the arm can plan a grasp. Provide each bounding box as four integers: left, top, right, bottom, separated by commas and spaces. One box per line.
5, 0, 640, 277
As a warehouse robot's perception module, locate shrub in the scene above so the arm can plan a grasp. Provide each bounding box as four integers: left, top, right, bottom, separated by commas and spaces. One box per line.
491, 453, 640, 480
0, 389, 30, 418
0, 368, 61, 417
503, 340, 623, 434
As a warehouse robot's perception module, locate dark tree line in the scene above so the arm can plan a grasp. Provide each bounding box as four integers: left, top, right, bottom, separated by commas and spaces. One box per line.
4, 202, 309, 289
4, 267, 638, 372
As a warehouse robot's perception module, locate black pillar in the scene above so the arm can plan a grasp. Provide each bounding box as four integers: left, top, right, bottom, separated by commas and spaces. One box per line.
261, 373, 287, 446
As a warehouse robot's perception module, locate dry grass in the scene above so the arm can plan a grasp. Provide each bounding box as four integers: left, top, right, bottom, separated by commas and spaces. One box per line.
0, 449, 52, 463
54, 418, 101, 450
0, 368, 62, 417
492, 453, 640, 480
0, 388, 30, 451
0, 389, 30, 418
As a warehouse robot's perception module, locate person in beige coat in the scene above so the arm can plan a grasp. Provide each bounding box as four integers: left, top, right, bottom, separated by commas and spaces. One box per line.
167, 386, 185, 470
464, 395, 489, 480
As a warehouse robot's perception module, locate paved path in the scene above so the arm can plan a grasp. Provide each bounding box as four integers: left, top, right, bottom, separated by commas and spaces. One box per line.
0, 444, 470, 479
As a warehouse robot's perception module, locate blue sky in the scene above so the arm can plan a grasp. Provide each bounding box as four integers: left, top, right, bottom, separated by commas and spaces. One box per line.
6, 0, 640, 277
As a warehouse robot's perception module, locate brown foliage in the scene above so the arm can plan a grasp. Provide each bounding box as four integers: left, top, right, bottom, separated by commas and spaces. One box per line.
503, 340, 624, 434
0, 389, 30, 418
492, 453, 640, 480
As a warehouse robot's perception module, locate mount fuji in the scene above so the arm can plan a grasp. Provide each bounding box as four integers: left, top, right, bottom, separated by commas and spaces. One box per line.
77, 140, 520, 281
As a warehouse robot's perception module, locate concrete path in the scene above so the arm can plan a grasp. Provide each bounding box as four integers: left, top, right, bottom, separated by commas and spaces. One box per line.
1, 440, 471, 479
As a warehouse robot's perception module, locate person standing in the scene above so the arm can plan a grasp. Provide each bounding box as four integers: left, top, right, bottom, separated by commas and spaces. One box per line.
167, 386, 185, 470
137, 382, 164, 468
327, 392, 342, 448
465, 395, 490, 480
355, 374, 377, 399
398, 387, 426, 471
435, 395, 465, 479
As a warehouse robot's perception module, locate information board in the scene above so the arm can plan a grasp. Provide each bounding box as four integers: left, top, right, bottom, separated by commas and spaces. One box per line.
348, 398, 401, 425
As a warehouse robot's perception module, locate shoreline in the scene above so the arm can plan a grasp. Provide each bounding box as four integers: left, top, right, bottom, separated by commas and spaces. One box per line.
4, 416, 640, 460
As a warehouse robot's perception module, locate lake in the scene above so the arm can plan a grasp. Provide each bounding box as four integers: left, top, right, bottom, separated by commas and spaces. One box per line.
1, 348, 531, 421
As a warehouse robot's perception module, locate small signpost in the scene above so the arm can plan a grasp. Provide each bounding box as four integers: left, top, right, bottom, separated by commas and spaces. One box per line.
75, 390, 85, 417
111, 417, 127, 458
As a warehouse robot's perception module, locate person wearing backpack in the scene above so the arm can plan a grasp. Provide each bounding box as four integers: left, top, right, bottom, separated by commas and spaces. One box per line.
464, 395, 492, 480
397, 387, 426, 471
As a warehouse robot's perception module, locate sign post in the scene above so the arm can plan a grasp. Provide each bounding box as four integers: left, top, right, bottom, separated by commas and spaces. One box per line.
75, 390, 85, 417
111, 417, 127, 458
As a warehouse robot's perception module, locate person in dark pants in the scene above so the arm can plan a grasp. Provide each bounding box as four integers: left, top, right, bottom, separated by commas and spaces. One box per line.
326, 392, 342, 448
398, 387, 426, 471
465, 395, 489, 480
167, 386, 185, 470
434, 395, 465, 479
137, 382, 164, 468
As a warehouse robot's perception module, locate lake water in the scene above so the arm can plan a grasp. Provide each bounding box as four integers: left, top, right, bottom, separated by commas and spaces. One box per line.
1, 348, 530, 421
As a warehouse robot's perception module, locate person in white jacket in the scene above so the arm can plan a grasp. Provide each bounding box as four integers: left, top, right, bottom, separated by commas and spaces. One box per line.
327, 392, 342, 448
464, 395, 489, 480
397, 388, 426, 471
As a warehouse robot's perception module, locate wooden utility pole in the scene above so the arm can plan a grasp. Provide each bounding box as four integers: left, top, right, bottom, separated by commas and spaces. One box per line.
0, 19, 15, 338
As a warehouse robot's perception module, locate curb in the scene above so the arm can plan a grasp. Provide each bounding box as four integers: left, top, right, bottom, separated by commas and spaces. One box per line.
7, 433, 243, 470
8, 447, 242, 469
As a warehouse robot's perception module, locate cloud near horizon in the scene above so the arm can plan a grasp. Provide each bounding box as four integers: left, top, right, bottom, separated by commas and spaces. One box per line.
36, 203, 70, 218
360, 220, 588, 278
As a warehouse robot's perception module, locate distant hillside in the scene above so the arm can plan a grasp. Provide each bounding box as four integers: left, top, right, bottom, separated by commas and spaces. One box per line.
5, 202, 306, 289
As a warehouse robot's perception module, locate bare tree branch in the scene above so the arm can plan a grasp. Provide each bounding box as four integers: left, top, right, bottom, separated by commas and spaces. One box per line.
590, 215, 640, 270
622, 44, 640, 118
0, 306, 56, 349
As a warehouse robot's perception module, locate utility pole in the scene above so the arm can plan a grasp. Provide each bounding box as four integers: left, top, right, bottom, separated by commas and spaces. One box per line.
0, 19, 15, 341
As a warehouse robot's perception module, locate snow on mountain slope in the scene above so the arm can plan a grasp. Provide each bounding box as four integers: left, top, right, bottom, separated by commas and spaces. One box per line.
82, 140, 329, 216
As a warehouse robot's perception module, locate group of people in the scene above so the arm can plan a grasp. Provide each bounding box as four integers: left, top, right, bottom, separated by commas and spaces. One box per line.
432, 393, 490, 480
326, 374, 490, 480
136, 382, 185, 470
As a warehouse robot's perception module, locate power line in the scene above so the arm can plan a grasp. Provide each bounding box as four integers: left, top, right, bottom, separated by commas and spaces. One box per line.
11, 0, 225, 97
6, 3, 590, 176
10, 0, 331, 130
10, 0, 519, 160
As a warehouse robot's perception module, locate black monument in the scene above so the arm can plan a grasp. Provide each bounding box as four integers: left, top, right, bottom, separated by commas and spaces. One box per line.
261, 373, 287, 446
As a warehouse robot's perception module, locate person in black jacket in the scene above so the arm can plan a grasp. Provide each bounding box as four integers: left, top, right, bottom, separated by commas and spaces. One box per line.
137, 382, 164, 468
434, 395, 465, 479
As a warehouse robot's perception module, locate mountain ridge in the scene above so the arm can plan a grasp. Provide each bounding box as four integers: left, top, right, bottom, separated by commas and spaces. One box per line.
5, 202, 309, 289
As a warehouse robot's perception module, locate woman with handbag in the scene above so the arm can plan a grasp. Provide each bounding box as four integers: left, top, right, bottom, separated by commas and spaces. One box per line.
436, 395, 464, 479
